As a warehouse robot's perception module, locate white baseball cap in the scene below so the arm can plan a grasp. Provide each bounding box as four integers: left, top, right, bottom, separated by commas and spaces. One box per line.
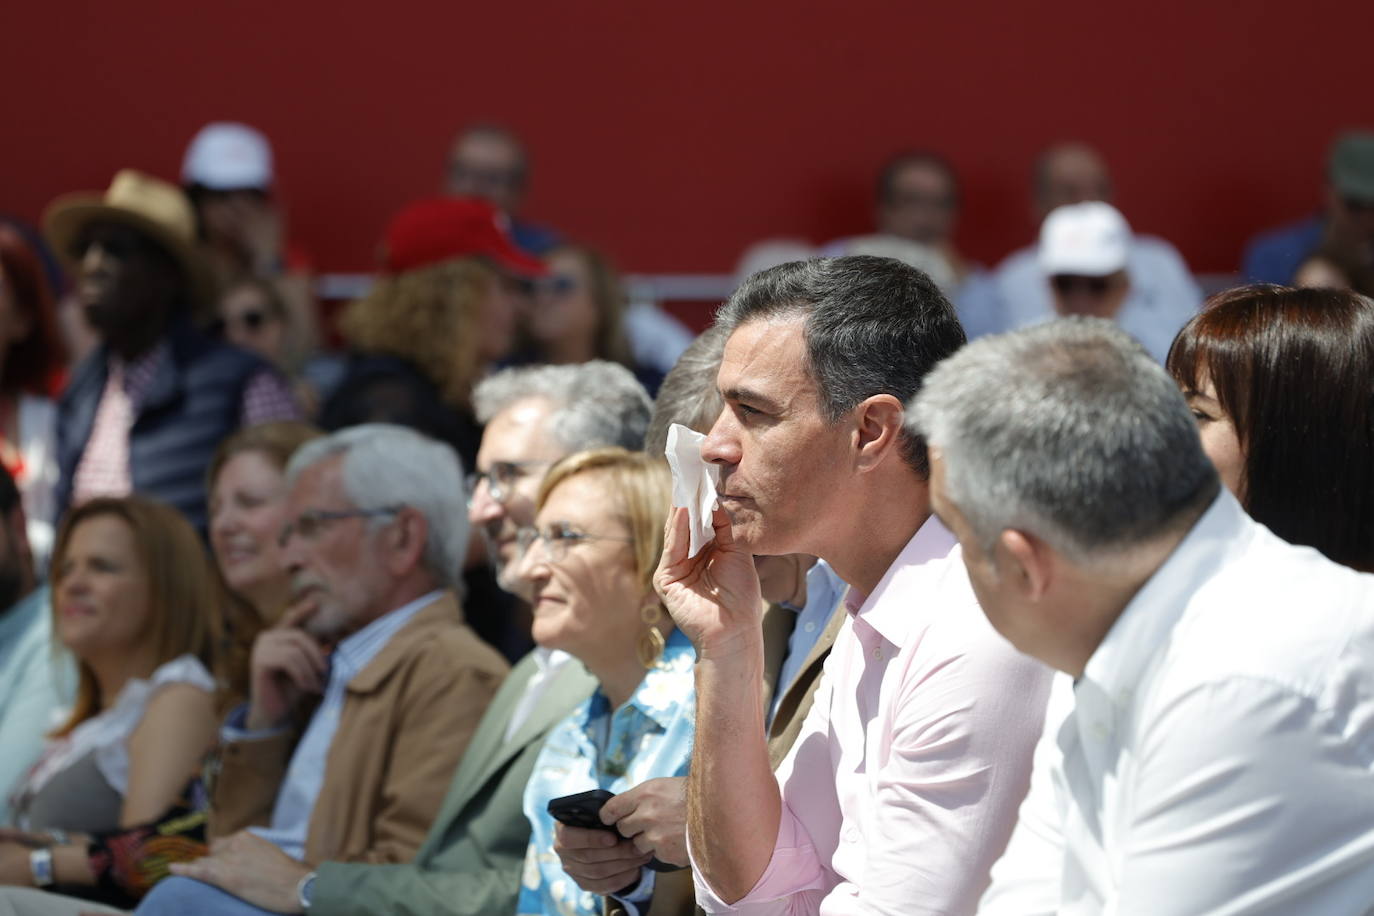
181, 122, 274, 190
1037, 201, 1130, 277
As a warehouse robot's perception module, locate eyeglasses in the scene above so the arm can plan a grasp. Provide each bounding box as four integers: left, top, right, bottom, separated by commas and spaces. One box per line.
465, 461, 549, 505
536, 274, 579, 298
516, 522, 633, 563
278, 505, 403, 548
210, 309, 274, 338
1051, 274, 1115, 296
448, 162, 524, 192
69, 225, 157, 263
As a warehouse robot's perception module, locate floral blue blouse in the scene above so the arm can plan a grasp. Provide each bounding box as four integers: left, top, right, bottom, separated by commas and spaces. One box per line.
517, 628, 697, 916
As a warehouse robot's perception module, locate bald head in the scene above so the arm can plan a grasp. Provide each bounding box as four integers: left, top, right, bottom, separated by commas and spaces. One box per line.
446, 125, 528, 213
1034, 143, 1113, 220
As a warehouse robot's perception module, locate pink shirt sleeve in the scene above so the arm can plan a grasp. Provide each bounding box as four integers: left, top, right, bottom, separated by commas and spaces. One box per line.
690, 658, 840, 915
692, 580, 1051, 915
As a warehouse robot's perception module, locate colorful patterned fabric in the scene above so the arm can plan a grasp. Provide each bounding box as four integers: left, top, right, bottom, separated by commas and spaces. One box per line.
517, 629, 696, 916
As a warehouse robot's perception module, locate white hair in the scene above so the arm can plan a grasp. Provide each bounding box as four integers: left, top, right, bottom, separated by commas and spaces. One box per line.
286, 424, 468, 587
472, 361, 652, 452
909, 317, 1218, 564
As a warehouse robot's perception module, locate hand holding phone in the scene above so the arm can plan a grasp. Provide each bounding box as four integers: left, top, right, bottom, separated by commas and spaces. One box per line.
547, 789, 684, 873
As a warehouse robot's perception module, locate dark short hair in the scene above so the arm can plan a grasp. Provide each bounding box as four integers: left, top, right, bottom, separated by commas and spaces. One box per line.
715, 256, 967, 476
875, 150, 960, 208
1167, 284, 1374, 572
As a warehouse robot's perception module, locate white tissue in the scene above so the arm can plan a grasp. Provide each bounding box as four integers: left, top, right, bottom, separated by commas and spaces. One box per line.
665, 423, 721, 558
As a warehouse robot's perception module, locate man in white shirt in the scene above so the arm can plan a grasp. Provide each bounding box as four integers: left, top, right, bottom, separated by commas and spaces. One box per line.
910, 317, 1374, 915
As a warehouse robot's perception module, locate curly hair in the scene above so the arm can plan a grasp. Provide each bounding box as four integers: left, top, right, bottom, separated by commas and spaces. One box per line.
338, 258, 493, 408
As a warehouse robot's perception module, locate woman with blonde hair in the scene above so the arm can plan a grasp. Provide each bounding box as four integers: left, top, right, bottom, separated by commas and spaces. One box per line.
206, 420, 321, 703
512, 448, 695, 916
0, 497, 227, 900
319, 196, 545, 471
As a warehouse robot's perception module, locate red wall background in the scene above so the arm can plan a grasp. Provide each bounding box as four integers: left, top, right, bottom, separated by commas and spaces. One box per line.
6, 0, 1371, 279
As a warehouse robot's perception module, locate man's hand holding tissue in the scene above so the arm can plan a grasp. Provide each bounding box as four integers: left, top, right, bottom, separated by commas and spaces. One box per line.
655, 501, 763, 664
658, 424, 763, 663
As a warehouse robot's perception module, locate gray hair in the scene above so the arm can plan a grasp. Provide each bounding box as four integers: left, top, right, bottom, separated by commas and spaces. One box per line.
286, 424, 469, 588
472, 361, 652, 452
644, 325, 729, 455
716, 256, 966, 476
909, 318, 1219, 564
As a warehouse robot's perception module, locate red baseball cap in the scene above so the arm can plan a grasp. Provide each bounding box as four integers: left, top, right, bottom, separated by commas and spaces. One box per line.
381, 196, 547, 277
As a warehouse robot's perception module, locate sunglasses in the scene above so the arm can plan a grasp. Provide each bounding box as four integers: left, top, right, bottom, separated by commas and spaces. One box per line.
210, 309, 275, 338
1051, 275, 1115, 296
536, 274, 579, 297
68, 226, 157, 263
1342, 196, 1374, 215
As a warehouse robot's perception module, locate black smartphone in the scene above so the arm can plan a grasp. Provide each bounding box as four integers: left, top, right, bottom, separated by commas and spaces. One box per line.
546, 789, 685, 873
547, 789, 617, 832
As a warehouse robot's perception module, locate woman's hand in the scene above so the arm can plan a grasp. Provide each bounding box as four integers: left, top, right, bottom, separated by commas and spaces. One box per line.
655, 505, 764, 662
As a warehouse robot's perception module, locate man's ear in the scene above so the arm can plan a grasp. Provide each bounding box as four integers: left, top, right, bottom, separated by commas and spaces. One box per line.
853, 394, 905, 471
996, 529, 1055, 603
385, 507, 430, 577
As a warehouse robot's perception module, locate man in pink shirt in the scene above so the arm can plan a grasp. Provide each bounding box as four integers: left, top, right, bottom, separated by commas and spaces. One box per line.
650, 256, 1051, 914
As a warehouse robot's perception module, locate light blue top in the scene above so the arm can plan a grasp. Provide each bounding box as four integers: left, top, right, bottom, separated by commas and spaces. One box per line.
224, 590, 442, 860
517, 628, 697, 916
0, 586, 74, 824
770, 559, 846, 725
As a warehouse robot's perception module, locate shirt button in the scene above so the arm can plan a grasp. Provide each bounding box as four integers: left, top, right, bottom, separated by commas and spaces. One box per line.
804, 622, 817, 633
843, 827, 859, 843
872, 647, 883, 661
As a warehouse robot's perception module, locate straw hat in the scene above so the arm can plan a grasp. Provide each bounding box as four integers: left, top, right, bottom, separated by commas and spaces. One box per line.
43, 169, 217, 309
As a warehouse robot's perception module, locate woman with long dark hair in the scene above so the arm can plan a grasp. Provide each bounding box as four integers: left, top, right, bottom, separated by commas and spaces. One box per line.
1167, 283, 1374, 572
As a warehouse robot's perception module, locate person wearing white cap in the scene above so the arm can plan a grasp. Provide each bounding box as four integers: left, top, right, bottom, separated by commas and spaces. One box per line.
1038, 201, 1132, 321
182, 122, 319, 366
989, 200, 1192, 363
959, 143, 1201, 361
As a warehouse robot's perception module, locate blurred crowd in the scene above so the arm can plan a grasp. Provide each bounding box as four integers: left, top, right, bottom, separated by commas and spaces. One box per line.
0, 120, 1370, 916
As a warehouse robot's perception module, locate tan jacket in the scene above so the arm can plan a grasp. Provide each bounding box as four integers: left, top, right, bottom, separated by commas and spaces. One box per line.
209, 592, 508, 866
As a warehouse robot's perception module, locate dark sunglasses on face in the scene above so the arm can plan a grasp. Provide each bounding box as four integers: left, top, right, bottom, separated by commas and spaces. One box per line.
69, 226, 156, 263
1343, 196, 1374, 215
209, 309, 274, 338
1052, 274, 1115, 296
536, 274, 579, 297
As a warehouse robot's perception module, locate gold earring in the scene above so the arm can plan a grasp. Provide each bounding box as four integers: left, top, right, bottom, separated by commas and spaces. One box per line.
637, 602, 665, 669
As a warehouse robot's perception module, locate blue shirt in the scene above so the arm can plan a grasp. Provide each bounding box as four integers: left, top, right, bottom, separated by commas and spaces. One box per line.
225, 590, 442, 860
1241, 214, 1325, 284
517, 628, 697, 916
0, 587, 74, 823
770, 559, 846, 725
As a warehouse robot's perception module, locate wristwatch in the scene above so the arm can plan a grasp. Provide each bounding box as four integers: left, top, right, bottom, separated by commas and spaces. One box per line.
296, 870, 317, 911
29, 848, 54, 888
